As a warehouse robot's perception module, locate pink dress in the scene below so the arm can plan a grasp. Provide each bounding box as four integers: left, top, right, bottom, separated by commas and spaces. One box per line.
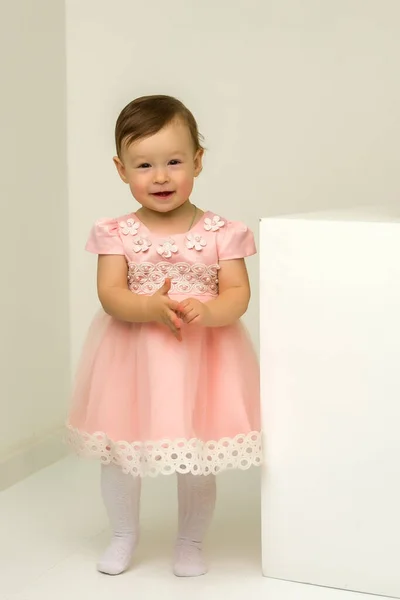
67, 211, 261, 477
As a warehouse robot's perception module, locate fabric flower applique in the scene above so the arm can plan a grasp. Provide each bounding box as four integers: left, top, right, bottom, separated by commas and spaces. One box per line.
119, 218, 140, 236
186, 233, 207, 251
157, 238, 178, 259
204, 215, 225, 232
133, 236, 152, 253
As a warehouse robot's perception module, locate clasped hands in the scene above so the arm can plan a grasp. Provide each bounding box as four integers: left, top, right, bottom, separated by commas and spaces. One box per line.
144, 278, 210, 341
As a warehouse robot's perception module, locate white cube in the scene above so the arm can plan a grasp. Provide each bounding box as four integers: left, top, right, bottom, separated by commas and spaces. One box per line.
260, 206, 400, 597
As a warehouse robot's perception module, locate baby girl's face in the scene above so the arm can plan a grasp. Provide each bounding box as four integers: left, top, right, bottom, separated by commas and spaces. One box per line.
114, 119, 203, 214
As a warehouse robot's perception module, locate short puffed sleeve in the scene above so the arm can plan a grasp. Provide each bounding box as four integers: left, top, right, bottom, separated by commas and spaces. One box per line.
217, 220, 257, 260
85, 218, 125, 255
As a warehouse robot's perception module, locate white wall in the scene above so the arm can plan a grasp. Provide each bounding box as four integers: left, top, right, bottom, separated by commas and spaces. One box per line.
0, 0, 69, 488
263, 0, 400, 214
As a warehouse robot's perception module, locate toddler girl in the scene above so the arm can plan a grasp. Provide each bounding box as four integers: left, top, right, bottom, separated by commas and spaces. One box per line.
67, 95, 261, 577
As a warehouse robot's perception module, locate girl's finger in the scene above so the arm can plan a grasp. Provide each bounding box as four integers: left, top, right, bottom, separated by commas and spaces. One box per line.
178, 308, 190, 322
168, 300, 180, 311
183, 308, 199, 324
186, 314, 198, 324
167, 321, 181, 341
178, 300, 190, 312
171, 314, 181, 328
167, 311, 180, 328
170, 326, 182, 341
181, 303, 195, 316
172, 324, 182, 341
168, 311, 182, 340
161, 313, 180, 336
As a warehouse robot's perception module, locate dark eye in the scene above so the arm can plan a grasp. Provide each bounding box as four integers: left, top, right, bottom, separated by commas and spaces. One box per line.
169, 159, 182, 166
138, 163, 151, 169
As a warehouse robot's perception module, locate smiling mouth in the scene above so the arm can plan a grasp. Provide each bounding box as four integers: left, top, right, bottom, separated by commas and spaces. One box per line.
152, 191, 174, 198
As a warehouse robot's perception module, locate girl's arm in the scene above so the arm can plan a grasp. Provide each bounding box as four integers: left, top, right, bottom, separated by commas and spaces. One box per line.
97, 255, 149, 322
97, 255, 182, 339
204, 258, 251, 327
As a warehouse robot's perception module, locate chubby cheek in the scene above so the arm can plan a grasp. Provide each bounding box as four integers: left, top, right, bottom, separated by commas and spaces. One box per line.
175, 174, 194, 198
128, 176, 150, 201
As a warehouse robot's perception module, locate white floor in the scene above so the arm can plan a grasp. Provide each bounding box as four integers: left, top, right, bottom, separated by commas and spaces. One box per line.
0, 456, 379, 600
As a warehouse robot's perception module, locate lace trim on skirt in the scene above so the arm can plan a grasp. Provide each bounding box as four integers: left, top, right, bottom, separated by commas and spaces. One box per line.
66, 425, 262, 477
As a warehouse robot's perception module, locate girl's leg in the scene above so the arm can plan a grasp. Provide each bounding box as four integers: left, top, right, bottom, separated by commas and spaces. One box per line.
174, 472, 216, 577
97, 463, 141, 575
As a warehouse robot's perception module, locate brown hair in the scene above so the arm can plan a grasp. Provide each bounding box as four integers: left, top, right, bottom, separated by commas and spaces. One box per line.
115, 95, 204, 159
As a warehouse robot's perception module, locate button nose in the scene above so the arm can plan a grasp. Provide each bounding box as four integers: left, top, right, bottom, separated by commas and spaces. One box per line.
154, 168, 169, 184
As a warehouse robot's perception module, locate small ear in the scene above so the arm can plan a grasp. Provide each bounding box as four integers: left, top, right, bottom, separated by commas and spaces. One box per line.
194, 148, 204, 177
113, 156, 129, 183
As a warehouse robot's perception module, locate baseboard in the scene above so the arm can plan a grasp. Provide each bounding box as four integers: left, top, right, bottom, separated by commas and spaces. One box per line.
0, 427, 69, 491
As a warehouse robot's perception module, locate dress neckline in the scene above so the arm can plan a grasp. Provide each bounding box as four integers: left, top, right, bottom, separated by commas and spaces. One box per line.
131, 210, 211, 237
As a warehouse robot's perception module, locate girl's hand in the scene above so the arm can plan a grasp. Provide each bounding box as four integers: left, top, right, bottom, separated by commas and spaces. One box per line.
177, 298, 210, 326
145, 278, 182, 341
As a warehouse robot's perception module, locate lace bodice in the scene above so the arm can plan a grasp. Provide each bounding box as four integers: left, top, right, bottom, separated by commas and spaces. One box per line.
86, 211, 256, 297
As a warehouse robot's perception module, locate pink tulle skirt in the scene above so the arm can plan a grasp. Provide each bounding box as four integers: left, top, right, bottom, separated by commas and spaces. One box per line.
67, 308, 261, 477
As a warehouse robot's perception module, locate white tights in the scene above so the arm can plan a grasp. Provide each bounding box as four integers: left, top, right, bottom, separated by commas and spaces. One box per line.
174, 472, 216, 577
97, 463, 141, 575
97, 463, 216, 577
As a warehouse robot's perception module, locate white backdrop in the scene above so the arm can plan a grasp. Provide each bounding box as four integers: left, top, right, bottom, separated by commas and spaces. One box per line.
0, 0, 69, 488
